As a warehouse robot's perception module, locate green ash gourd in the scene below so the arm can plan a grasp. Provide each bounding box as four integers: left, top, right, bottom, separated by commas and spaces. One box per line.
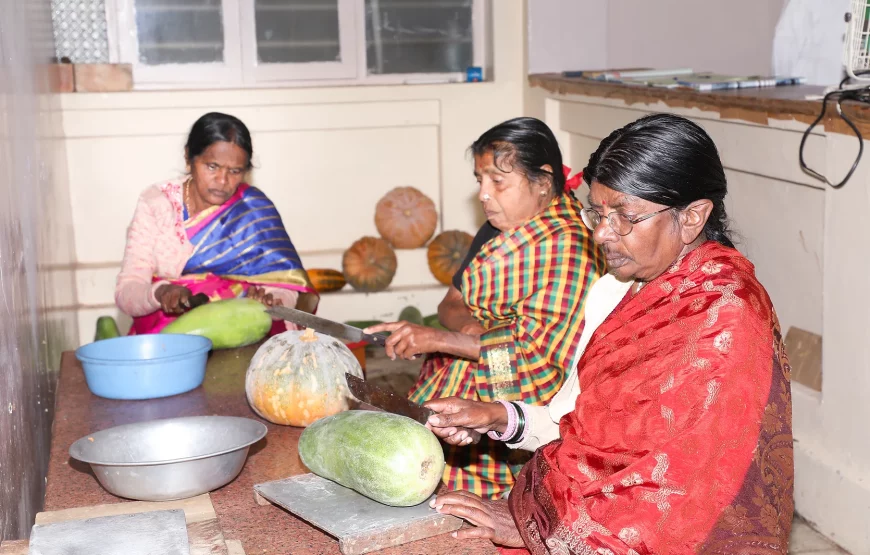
298, 410, 445, 507
161, 298, 271, 349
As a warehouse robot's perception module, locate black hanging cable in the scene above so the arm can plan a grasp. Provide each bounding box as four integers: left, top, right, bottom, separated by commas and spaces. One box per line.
799, 72, 870, 189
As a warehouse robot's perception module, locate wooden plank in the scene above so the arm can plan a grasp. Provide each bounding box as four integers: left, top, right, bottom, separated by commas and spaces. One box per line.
187, 519, 230, 555
785, 327, 823, 392
0, 539, 28, 555
73, 64, 133, 93
35, 493, 216, 525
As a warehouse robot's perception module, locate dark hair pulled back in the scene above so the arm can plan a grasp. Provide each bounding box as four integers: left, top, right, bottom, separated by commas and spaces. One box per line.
185, 112, 253, 170
583, 113, 735, 248
470, 117, 566, 195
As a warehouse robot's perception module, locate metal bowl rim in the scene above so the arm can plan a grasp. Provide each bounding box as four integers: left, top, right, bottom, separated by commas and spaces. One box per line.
75, 334, 213, 365
68, 416, 268, 467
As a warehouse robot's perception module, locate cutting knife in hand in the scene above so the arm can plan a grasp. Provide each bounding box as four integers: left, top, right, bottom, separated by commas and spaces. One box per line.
344, 373, 434, 425
266, 306, 387, 347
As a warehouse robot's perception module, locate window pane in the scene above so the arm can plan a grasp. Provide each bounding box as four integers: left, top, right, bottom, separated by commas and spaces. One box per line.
134, 0, 224, 65
365, 0, 473, 75
254, 0, 341, 64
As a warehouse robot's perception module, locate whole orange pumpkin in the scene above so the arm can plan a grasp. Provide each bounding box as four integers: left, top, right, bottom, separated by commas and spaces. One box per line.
427, 230, 474, 285
342, 237, 397, 293
245, 328, 364, 427
374, 187, 438, 249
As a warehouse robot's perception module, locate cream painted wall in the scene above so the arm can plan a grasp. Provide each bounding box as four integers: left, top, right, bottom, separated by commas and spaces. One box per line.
529, 86, 868, 553
63, 0, 529, 345
527, 0, 788, 76
527, 0, 607, 74
606, 0, 787, 75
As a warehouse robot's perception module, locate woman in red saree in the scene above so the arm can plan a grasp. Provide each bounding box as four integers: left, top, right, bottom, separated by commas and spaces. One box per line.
427, 114, 794, 554
116, 112, 317, 333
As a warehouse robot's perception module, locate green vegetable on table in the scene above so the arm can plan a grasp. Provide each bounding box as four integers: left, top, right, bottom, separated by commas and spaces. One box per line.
94, 316, 121, 341
298, 410, 445, 507
161, 298, 271, 349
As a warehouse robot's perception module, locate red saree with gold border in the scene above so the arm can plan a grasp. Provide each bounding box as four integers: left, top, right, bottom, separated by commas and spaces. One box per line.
509, 241, 794, 554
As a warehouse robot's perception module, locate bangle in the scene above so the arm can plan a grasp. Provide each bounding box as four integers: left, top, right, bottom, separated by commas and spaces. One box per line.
487, 400, 517, 441
506, 402, 526, 444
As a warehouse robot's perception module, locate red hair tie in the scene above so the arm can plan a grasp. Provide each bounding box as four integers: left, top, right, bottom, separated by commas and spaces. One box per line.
563, 165, 584, 191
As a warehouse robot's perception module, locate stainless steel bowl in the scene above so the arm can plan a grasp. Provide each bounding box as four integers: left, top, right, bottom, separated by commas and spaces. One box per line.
69, 416, 267, 501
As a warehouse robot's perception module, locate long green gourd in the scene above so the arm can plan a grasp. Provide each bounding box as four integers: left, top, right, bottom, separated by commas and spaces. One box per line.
161, 298, 271, 349
298, 410, 445, 507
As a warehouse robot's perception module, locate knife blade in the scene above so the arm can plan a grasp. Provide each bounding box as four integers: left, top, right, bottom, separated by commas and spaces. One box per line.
345, 373, 434, 425
266, 306, 387, 347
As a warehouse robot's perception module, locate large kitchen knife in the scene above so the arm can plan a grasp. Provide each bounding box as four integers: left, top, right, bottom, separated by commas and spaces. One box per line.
266, 306, 387, 347
345, 373, 434, 425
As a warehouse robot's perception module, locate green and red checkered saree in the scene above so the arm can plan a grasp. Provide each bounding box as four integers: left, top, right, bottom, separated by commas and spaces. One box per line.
409, 194, 605, 499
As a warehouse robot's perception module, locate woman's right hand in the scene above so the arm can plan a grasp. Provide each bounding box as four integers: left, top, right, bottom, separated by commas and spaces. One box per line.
155, 284, 193, 315
424, 397, 509, 446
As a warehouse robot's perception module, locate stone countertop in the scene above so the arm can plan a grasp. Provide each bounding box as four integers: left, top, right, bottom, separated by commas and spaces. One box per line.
529, 73, 870, 136
45, 347, 498, 555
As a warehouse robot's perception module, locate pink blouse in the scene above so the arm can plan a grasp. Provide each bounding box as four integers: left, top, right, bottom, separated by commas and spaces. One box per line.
115, 179, 299, 318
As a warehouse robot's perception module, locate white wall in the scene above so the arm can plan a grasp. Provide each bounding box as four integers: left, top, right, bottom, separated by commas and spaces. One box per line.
528, 0, 788, 76
607, 0, 787, 76
527, 0, 607, 74
63, 0, 529, 345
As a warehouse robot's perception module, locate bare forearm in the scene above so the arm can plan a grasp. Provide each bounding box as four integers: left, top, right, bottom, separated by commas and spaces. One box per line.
438, 298, 485, 334
435, 331, 481, 360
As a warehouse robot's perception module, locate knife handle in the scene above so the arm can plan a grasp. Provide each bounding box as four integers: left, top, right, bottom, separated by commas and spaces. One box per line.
363, 333, 388, 347
187, 293, 210, 309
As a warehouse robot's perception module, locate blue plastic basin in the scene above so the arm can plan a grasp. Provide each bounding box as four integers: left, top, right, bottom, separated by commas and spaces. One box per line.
75, 334, 212, 400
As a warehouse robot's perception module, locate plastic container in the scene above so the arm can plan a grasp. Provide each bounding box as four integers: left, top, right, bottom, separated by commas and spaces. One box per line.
75, 334, 212, 400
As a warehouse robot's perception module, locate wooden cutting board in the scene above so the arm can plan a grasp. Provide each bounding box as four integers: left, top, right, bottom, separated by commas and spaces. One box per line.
254, 473, 461, 555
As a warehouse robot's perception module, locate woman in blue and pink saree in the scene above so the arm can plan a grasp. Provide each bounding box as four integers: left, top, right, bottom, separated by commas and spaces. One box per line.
116, 112, 317, 333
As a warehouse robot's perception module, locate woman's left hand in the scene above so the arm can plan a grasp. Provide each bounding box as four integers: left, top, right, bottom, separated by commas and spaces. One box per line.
431, 490, 524, 547
364, 321, 448, 361
247, 286, 284, 308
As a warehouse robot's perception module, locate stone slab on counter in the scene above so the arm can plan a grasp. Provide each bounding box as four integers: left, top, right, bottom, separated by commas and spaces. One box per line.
45, 347, 497, 555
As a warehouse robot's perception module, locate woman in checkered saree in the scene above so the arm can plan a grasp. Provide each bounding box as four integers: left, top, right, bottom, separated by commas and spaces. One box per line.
366, 118, 605, 499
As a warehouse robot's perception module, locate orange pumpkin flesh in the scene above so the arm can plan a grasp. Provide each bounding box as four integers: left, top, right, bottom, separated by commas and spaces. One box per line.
245, 328, 364, 427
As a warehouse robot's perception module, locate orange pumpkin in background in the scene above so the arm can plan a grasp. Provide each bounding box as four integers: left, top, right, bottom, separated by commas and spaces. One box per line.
374, 187, 438, 249
342, 237, 397, 293
307, 269, 346, 293
427, 230, 473, 285
245, 328, 364, 427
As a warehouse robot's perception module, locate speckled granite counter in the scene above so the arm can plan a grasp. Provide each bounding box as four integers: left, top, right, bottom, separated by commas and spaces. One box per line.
44, 348, 498, 555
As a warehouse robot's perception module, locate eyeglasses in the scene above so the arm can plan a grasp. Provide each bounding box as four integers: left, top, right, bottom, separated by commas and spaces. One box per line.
580, 206, 674, 236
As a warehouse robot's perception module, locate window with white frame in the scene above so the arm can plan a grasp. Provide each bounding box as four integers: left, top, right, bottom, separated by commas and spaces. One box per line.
108, 0, 489, 89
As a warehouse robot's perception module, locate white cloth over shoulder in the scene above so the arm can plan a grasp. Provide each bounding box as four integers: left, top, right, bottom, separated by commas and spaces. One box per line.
509, 274, 633, 451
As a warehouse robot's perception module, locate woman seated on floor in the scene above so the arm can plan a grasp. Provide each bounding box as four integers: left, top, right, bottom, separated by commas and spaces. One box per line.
365, 117, 606, 500
426, 113, 795, 554
115, 112, 317, 334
